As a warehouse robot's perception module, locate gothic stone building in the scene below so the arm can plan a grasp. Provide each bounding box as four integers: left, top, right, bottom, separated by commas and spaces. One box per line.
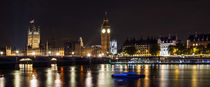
26, 21, 41, 56
187, 33, 210, 48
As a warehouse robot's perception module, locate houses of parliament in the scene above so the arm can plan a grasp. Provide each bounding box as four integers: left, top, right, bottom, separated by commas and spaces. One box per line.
2, 12, 117, 57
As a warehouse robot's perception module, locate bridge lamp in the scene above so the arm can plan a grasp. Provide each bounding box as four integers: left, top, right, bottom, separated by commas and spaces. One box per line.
32, 52, 36, 56
56, 52, 60, 56
98, 54, 102, 57
87, 53, 91, 57
72, 52, 75, 55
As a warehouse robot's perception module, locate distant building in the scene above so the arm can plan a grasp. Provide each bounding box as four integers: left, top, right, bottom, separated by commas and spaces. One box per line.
5, 46, 11, 56
48, 48, 64, 56
110, 40, 117, 55
187, 33, 210, 48
64, 41, 81, 56
122, 38, 157, 56
26, 20, 41, 56
135, 44, 150, 56
90, 45, 102, 57
101, 12, 111, 54
158, 35, 177, 56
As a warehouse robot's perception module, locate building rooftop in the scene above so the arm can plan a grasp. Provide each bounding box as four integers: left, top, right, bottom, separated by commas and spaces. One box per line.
188, 33, 210, 42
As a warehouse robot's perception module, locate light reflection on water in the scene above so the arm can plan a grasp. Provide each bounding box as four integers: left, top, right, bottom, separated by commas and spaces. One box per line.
0, 64, 210, 87
0, 75, 5, 87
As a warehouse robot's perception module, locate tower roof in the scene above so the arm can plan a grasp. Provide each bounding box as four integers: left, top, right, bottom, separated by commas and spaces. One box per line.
102, 11, 110, 26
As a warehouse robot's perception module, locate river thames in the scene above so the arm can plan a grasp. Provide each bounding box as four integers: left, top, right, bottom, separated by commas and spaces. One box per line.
1, 64, 210, 87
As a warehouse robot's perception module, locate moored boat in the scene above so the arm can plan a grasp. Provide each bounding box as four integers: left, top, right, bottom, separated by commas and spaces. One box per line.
112, 72, 145, 78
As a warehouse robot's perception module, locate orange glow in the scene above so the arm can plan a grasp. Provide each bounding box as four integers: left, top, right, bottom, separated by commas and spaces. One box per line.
81, 65, 84, 72
60, 67, 64, 82
80, 65, 84, 85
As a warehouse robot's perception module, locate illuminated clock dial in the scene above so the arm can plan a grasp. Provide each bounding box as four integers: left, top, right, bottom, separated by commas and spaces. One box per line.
102, 29, 106, 33
107, 29, 110, 33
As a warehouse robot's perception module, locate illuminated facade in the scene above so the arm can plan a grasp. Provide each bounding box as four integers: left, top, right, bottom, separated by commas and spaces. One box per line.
110, 40, 117, 55
136, 45, 150, 56
187, 33, 210, 48
158, 35, 177, 56
101, 12, 111, 54
5, 46, 11, 56
122, 38, 156, 56
26, 20, 41, 56
48, 48, 64, 56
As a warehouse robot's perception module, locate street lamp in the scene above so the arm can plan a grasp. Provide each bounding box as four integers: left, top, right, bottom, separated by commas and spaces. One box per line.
0, 51, 3, 56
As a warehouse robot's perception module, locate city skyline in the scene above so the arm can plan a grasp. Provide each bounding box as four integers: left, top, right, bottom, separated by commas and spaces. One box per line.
0, 1, 210, 87
0, 0, 210, 49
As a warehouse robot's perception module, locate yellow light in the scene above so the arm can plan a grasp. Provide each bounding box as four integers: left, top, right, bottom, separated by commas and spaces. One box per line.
107, 29, 110, 33
72, 52, 75, 55
102, 29, 106, 33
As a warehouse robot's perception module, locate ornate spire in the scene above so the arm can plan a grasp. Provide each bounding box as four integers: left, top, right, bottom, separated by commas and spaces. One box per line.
103, 11, 109, 26
105, 11, 108, 20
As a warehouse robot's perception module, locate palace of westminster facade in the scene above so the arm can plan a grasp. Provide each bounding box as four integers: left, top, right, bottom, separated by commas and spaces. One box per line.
4, 12, 117, 57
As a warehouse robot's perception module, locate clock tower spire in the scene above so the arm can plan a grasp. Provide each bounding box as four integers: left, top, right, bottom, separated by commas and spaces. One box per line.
101, 11, 111, 54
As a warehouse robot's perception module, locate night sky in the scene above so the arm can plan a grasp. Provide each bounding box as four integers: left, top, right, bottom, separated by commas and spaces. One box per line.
0, 0, 210, 48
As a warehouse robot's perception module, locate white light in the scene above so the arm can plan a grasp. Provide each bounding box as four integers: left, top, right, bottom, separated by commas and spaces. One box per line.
107, 29, 110, 33
56, 52, 60, 56
16, 50, 19, 54
0, 52, 3, 55
102, 29, 106, 33
48, 51, 51, 54
98, 54, 102, 57
30, 74, 38, 87
87, 53, 91, 57
32, 52, 36, 56
72, 52, 74, 55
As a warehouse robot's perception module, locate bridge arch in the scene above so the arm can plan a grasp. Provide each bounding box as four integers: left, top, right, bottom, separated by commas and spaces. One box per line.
51, 58, 58, 61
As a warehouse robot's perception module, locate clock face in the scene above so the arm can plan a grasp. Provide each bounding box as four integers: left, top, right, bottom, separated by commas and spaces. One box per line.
107, 29, 110, 33
102, 29, 106, 33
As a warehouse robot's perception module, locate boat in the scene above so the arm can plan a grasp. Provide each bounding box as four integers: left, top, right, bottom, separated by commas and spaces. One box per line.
112, 72, 145, 78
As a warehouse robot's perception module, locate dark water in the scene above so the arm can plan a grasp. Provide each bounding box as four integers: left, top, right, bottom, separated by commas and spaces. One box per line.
1, 64, 210, 87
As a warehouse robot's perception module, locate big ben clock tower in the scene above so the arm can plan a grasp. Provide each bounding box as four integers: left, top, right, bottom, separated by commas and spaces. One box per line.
101, 12, 111, 54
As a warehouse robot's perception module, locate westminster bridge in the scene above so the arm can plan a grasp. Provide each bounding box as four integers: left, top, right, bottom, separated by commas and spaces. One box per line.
1, 56, 210, 68
0, 56, 111, 68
